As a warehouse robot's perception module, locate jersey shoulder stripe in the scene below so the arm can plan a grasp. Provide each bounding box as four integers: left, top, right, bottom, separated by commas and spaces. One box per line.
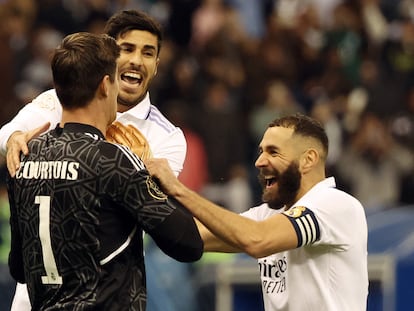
282, 206, 320, 247
148, 106, 176, 133
113, 143, 145, 172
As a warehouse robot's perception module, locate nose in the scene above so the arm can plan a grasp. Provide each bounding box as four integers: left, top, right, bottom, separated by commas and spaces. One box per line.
255, 153, 267, 168
129, 51, 143, 66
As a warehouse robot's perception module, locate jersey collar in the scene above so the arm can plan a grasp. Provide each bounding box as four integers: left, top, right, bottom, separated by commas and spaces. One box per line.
60, 123, 105, 140
303, 177, 336, 199
319, 176, 336, 188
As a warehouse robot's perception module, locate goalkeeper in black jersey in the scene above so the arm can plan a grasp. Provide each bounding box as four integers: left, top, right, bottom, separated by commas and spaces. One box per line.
7, 32, 203, 311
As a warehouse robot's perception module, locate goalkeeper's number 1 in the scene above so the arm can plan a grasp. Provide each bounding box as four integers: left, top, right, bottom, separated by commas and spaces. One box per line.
36, 195, 63, 285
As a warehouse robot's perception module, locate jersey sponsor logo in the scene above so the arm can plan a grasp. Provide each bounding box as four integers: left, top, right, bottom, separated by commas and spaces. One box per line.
258, 257, 287, 294
146, 176, 167, 200
262, 277, 287, 295
16, 161, 79, 180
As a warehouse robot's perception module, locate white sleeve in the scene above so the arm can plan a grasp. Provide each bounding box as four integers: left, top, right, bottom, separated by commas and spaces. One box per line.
302, 189, 366, 250
10, 283, 31, 311
241, 203, 277, 221
0, 89, 62, 156
151, 128, 187, 177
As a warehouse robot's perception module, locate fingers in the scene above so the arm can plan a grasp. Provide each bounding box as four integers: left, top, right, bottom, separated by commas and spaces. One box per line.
6, 136, 30, 177
144, 158, 169, 176
144, 158, 178, 195
7, 146, 21, 177
6, 123, 50, 177
127, 125, 145, 145
106, 121, 152, 160
107, 122, 132, 146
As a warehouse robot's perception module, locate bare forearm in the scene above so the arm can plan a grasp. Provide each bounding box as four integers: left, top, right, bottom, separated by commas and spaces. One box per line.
173, 184, 265, 257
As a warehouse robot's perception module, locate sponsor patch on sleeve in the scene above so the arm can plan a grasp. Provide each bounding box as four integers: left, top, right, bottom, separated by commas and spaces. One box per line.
282, 206, 320, 247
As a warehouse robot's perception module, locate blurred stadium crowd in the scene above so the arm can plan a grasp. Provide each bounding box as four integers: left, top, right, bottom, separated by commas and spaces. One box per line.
0, 0, 413, 309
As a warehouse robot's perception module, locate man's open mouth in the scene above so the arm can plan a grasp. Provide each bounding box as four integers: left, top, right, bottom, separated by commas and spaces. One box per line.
265, 177, 277, 188
121, 72, 143, 85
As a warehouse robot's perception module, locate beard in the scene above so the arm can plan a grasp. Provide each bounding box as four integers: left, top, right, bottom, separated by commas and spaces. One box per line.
117, 91, 146, 108
258, 161, 301, 210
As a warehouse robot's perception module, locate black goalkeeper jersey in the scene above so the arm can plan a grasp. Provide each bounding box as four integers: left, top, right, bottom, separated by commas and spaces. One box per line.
7, 123, 203, 311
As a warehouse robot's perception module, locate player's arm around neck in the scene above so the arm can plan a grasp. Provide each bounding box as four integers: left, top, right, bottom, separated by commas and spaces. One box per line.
145, 158, 298, 258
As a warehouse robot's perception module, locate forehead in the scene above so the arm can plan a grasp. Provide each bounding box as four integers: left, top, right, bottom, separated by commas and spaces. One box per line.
116, 29, 158, 50
260, 126, 294, 149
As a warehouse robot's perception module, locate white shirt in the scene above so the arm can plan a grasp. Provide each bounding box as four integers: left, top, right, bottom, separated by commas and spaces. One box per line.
1, 88, 187, 310
0, 89, 186, 175
242, 177, 368, 311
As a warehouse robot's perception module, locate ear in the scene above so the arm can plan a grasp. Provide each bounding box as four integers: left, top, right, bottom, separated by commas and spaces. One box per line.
154, 58, 160, 76
98, 75, 111, 98
300, 148, 319, 173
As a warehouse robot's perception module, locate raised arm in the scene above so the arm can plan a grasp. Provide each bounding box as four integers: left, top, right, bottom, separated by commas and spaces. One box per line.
0, 89, 61, 174
0, 89, 62, 154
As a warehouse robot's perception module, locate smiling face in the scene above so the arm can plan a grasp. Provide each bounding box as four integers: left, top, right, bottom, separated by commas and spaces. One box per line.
115, 29, 159, 112
255, 126, 302, 209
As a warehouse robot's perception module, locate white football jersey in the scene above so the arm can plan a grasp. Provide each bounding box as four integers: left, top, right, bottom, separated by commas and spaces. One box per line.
242, 177, 368, 311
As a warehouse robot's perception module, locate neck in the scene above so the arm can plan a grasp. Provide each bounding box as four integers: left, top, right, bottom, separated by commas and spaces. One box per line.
60, 101, 108, 135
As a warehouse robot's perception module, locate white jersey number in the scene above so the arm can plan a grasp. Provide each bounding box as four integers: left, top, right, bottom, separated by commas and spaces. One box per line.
36, 195, 63, 284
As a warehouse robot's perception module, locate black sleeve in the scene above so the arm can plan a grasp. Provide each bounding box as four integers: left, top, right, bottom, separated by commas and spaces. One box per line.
100, 143, 203, 261
7, 176, 25, 283
148, 199, 203, 262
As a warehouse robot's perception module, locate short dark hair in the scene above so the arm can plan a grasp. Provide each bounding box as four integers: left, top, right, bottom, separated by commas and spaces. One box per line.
104, 10, 163, 56
51, 32, 120, 109
269, 113, 329, 158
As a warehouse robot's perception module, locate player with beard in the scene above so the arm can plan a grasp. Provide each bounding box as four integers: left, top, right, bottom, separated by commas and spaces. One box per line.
0, 10, 189, 311
145, 114, 369, 311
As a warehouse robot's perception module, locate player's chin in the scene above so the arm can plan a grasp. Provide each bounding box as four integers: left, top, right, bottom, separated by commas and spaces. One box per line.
117, 92, 142, 107
262, 186, 277, 202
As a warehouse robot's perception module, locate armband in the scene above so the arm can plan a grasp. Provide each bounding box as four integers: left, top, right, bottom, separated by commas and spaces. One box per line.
282, 206, 320, 247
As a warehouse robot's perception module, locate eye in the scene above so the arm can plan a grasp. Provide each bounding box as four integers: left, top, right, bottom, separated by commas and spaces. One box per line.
120, 46, 133, 53
143, 50, 156, 58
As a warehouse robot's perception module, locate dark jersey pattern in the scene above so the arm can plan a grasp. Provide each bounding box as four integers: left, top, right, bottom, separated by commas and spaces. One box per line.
7, 123, 202, 311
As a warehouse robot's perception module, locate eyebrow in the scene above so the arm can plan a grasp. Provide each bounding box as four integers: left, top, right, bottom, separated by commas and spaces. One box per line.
119, 42, 156, 50
259, 144, 280, 153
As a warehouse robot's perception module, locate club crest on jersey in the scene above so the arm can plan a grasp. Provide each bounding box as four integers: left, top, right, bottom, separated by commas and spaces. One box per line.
283, 206, 306, 218
146, 176, 167, 200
